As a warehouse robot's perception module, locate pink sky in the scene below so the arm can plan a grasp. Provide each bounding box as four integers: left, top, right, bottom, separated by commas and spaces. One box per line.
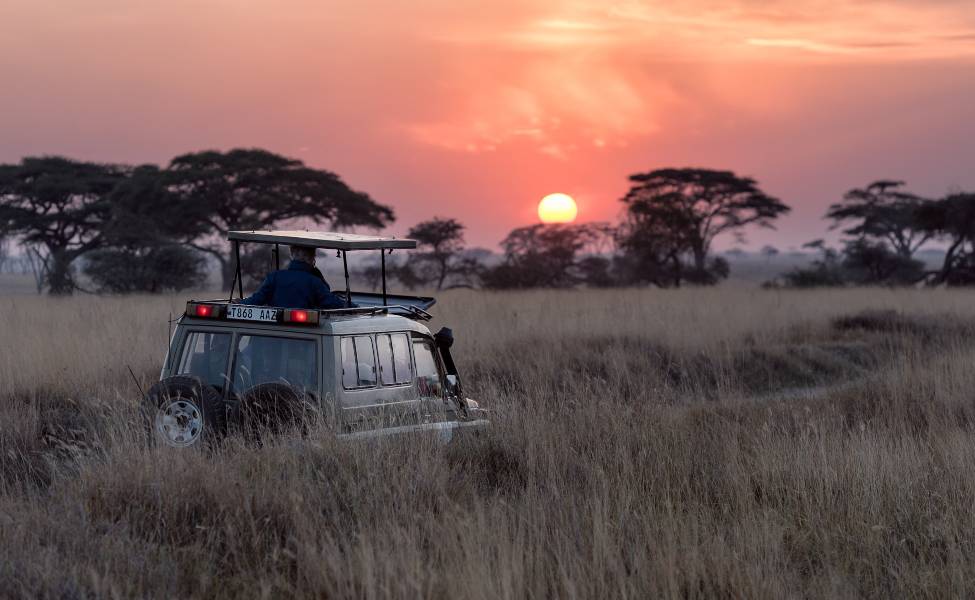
2, 0, 974, 250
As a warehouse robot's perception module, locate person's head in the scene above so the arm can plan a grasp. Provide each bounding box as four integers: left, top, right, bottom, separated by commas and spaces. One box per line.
290, 245, 316, 266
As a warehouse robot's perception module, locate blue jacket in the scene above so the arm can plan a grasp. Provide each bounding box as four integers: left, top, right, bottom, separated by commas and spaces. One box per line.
242, 260, 352, 310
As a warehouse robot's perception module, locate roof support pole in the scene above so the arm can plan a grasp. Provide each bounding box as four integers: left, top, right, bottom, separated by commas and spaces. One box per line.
342, 250, 351, 308
273, 243, 280, 271
234, 240, 244, 300
381, 249, 388, 306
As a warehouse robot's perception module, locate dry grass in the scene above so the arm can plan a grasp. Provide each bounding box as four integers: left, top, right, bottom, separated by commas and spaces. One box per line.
4, 287, 975, 598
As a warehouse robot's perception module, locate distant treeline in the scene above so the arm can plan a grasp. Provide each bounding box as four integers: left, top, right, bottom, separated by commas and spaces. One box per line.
1, 149, 972, 294
767, 181, 975, 288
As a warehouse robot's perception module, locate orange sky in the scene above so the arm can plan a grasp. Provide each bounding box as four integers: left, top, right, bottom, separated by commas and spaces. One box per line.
2, 0, 974, 250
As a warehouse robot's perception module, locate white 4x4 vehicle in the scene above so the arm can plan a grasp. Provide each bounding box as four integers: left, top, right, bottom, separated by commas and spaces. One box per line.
145, 230, 488, 448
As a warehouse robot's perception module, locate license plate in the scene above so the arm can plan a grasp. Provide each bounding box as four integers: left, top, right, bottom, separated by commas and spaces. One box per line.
227, 305, 279, 323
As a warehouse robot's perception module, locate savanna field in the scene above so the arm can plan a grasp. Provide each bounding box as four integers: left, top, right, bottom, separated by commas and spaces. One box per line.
4, 287, 975, 598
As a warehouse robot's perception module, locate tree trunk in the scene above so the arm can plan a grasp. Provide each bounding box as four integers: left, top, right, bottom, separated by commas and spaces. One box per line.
933, 237, 963, 285
47, 250, 75, 296
692, 244, 707, 273
437, 258, 448, 290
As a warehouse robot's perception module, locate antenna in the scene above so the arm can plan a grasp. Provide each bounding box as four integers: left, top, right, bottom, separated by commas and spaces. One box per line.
127, 365, 150, 405
165, 312, 174, 372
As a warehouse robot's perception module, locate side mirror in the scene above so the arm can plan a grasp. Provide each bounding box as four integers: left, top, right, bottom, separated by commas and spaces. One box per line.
445, 374, 463, 397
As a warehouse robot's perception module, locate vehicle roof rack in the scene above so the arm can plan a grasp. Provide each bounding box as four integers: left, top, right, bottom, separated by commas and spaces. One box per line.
320, 305, 433, 321
227, 230, 416, 251
224, 230, 419, 308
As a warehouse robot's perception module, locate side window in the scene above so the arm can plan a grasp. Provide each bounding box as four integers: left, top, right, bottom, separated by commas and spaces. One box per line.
177, 332, 232, 390
412, 339, 442, 398
377, 333, 412, 386
341, 338, 358, 389
341, 336, 377, 389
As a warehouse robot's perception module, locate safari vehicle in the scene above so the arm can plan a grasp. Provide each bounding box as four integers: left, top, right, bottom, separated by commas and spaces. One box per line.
145, 230, 488, 448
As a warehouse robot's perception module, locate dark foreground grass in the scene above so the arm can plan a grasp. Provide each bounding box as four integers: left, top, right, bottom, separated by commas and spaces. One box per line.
3, 298, 975, 598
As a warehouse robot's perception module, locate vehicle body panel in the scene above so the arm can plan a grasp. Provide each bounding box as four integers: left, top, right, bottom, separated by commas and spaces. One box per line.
164, 308, 482, 436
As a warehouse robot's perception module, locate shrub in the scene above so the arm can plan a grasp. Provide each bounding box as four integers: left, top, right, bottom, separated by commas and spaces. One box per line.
84, 244, 207, 293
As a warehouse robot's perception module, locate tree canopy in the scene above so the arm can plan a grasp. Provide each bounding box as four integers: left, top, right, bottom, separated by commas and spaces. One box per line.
826, 180, 932, 258
915, 192, 975, 285
406, 217, 468, 290
164, 148, 395, 287
618, 168, 788, 286
0, 157, 127, 294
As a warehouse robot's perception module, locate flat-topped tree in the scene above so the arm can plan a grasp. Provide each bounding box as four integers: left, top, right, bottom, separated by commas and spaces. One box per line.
915, 192, 975, 285
165, 148, 395, 288
407, 217, 467, 290
620, 168, 789, 281
0, 157, 127, 294
826, 180, 932, 258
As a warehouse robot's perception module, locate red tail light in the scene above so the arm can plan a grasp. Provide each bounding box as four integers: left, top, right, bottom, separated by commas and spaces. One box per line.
283, 309, 319, 325
186, 302, 221, 318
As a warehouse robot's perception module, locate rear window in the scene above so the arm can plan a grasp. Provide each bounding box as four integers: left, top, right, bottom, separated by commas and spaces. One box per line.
341, 336, 378, 389
177, 332, 232, 390
232, 335, 317, 393
377, 333, 412, 386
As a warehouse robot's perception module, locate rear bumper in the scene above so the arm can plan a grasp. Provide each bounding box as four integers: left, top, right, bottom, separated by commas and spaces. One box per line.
337, 418, 490, 442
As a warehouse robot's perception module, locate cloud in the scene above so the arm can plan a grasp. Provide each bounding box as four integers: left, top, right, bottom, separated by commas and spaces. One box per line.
399, 0, 975, 157
404, 54, 681, 159
746, 38, 860, 55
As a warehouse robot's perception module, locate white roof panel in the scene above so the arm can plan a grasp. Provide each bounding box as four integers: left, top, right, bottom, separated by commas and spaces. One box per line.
227, 230, 417, 250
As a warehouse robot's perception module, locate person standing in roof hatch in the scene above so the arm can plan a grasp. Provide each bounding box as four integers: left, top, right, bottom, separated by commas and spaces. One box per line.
241, 245, 355, 310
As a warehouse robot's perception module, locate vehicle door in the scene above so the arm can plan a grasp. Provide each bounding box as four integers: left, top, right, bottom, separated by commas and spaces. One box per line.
336, 332, 421, 430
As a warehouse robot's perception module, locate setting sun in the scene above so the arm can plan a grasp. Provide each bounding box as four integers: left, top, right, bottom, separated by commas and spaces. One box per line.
538, 193, 578, 224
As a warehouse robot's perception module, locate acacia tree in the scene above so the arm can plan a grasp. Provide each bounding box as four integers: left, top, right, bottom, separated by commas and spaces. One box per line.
615, 195, 697, 286
620, 168, 789, 282
0, 157, 126, 294
406, 217, 466, 289
826, 180, 932, 258
916, 192, 975, 285
164, 149, 395, 288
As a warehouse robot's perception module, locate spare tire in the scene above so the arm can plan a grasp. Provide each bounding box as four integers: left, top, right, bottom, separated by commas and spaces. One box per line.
144, 376, 229, 448
236, 382, 316, 441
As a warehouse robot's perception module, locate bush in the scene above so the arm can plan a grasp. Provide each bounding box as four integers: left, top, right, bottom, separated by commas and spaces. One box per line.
841, 239, 924, 285
684, 257, 730, 285
84, 244, 207, 293
773, 240, 923, 288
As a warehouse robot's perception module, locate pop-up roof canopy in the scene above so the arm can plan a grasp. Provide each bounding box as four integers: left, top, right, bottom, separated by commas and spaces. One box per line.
224, 230, 418, 308
228, 230, 416, 251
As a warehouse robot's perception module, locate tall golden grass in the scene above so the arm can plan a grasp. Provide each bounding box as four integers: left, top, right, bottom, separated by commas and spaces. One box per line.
3, 287, 975, 598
